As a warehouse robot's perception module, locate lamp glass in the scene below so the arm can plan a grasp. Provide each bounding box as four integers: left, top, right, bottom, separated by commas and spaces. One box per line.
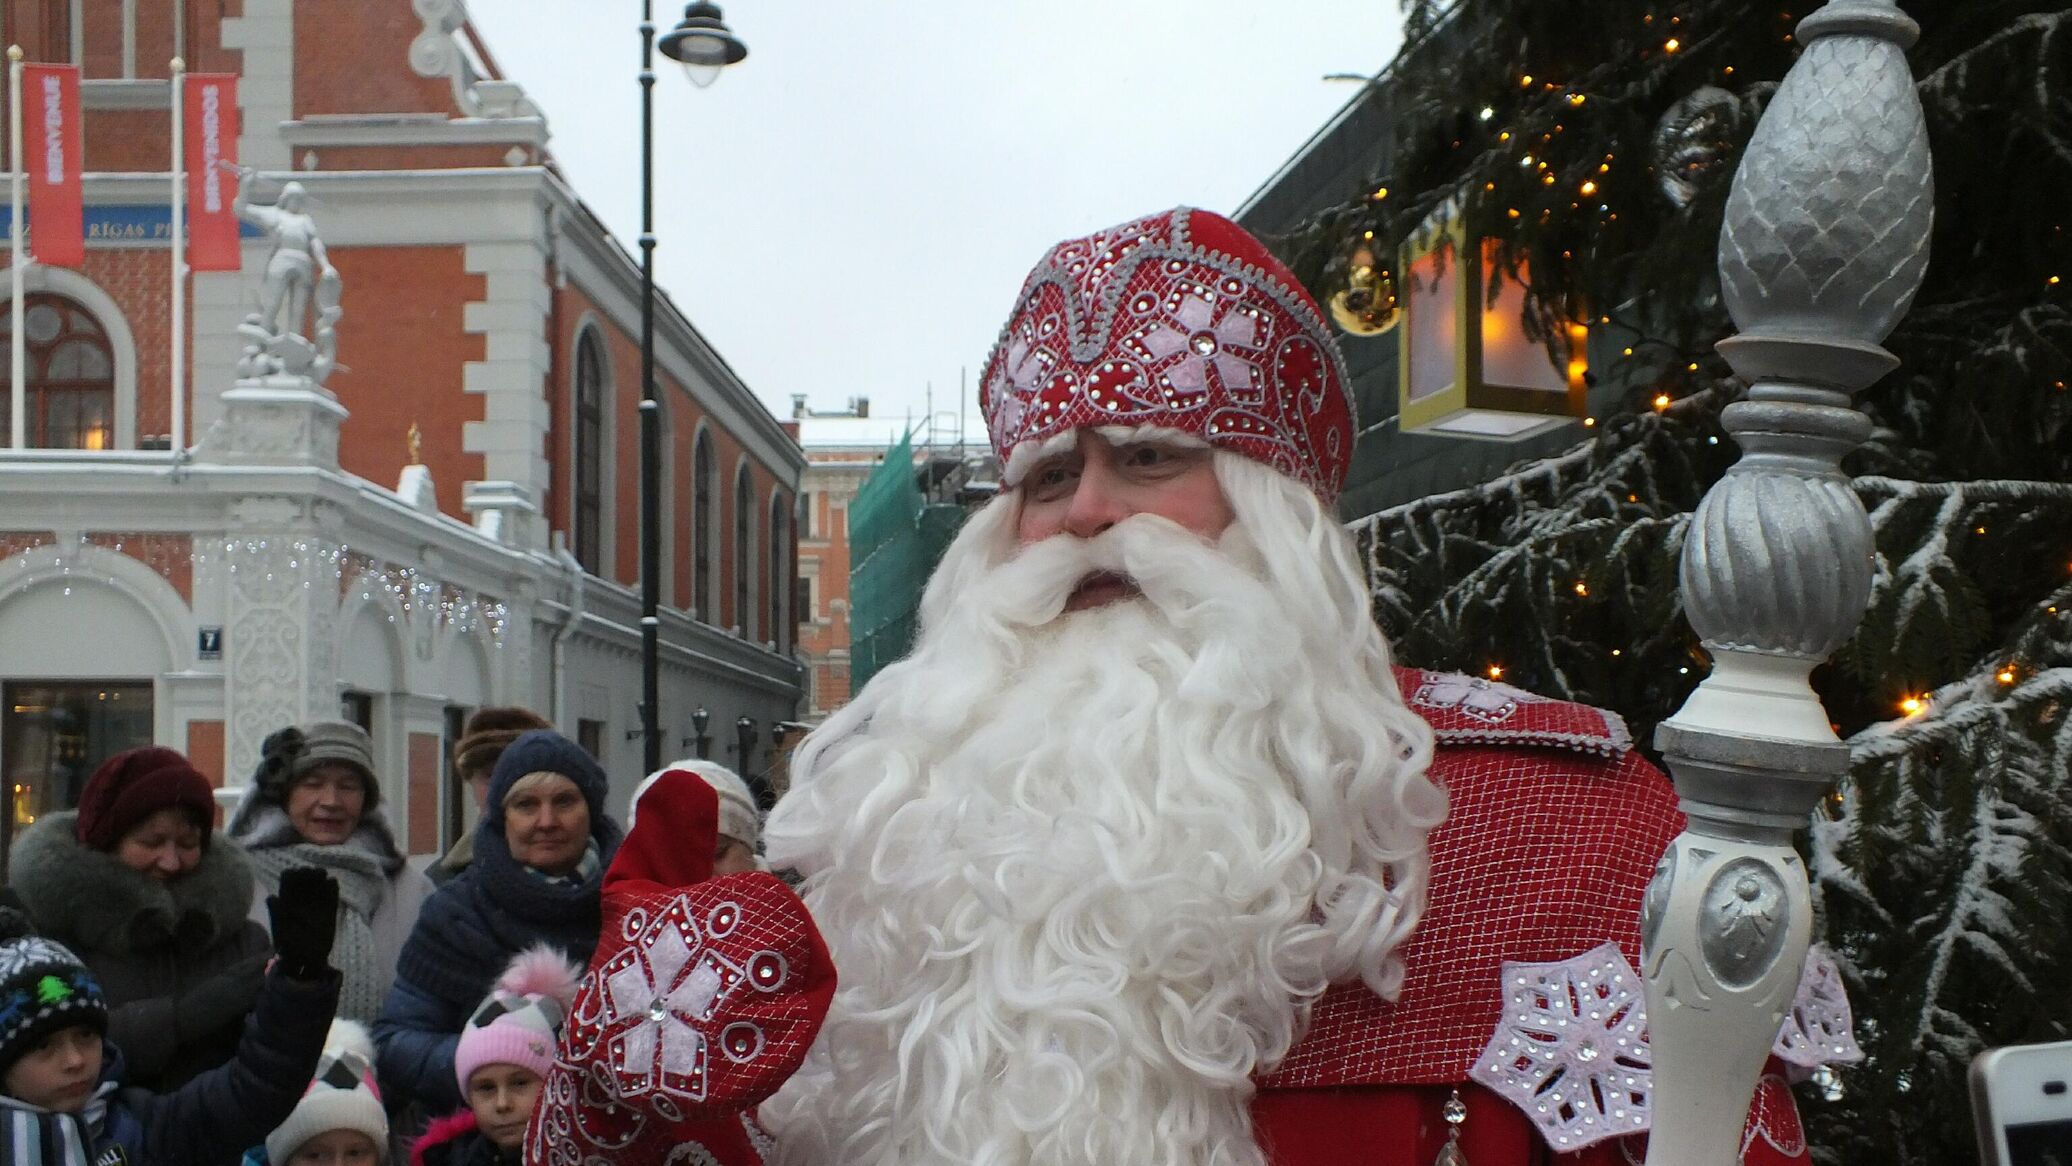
1478, 240, 1568, 394
1405, 237, 1459, 404
679, 57, 724, 88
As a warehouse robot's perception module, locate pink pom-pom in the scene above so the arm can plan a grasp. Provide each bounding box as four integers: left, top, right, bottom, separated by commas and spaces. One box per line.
497, 942, 584, 1008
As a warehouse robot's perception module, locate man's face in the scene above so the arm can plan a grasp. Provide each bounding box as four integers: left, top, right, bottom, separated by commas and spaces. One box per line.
1014, 429, 1234, 611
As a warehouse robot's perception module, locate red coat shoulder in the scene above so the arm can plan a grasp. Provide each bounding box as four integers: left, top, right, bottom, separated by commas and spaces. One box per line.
1268, 670, 1680, 1088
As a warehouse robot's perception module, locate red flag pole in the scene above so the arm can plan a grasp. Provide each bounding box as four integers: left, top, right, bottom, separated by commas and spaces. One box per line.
171, 58, 186, 454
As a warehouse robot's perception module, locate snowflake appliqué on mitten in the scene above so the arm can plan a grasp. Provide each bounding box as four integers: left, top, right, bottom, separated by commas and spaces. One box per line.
566, 895, 787, 1116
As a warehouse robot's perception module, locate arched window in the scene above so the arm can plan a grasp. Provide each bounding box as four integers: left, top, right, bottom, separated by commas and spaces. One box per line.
735, 464, 757, 640
769, 493, 789, 654
693, 430, 717, 620
0, 294, 114, 449
573, 331, 606, 574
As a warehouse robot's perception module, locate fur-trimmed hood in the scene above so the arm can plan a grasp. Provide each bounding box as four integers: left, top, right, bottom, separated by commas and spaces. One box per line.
5, 809, 259, 957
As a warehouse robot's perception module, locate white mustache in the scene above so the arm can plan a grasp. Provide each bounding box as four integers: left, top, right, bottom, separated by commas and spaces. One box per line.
989, 516, 1258, 627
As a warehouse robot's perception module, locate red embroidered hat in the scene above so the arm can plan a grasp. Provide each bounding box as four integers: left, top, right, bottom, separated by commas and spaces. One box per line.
979, 206, 1356, 500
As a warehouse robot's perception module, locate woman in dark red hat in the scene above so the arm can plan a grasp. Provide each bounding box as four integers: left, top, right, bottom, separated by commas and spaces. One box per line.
3, 745, 273, 1092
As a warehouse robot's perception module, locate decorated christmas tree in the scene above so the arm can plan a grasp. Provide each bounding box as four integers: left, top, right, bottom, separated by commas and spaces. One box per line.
1272, 2, 2072, 1162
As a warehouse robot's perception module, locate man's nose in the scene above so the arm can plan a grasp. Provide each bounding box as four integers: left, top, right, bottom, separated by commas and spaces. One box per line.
1062, 461, 1131, 539
152, 848, 182, 873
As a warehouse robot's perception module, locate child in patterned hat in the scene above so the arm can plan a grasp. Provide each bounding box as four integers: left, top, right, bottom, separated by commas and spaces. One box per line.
242, 1020, 389, 1166
0, 869, 343, 1166
410, 946, 581, 1166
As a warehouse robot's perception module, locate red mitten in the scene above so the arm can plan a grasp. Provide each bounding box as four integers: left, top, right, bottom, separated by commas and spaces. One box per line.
527, 872, 834, 1166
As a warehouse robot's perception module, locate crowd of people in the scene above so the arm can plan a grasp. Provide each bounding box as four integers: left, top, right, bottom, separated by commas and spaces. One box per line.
0, 707, 790, 1166
0, 209, 1830, 1166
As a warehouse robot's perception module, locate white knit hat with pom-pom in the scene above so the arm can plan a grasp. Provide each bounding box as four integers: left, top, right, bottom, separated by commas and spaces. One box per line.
454, 943, 583, 1090
266, 1019, 389, 1164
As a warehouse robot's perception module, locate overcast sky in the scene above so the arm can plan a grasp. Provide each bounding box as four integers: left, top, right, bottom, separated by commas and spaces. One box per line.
466, 1, 1403, 437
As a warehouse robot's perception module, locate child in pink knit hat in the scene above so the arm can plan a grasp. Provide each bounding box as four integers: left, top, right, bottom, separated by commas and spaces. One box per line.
410, 946, 580, 1166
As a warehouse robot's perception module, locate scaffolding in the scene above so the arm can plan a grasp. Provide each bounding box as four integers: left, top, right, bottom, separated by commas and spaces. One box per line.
846, 416, 996, 690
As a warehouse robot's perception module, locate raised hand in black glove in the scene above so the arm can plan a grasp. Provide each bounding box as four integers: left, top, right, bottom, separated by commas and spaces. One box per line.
174, 949, 269, 1040
266, 866, 339, 980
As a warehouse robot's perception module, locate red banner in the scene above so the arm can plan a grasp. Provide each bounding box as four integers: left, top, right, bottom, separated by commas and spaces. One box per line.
183, 74, 240, 272
22, 64, 83, 268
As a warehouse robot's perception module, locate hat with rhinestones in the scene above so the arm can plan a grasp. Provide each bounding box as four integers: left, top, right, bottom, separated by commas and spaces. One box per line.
979, 206, 1355, 500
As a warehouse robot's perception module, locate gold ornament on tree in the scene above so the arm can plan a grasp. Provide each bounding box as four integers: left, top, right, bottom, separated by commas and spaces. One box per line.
1329, 242, 1399, 335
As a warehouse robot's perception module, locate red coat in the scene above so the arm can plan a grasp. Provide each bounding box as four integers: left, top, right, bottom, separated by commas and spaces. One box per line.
1250, 670, 1809, 1166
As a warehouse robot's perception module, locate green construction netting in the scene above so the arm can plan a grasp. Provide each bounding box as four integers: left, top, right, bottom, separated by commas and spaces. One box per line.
848, 430, 970, 690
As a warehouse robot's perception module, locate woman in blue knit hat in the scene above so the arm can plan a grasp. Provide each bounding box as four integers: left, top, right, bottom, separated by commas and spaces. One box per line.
371, 730, 621, 1115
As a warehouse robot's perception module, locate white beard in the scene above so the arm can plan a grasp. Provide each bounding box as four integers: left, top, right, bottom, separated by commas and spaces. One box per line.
762, 455, 1445, 1166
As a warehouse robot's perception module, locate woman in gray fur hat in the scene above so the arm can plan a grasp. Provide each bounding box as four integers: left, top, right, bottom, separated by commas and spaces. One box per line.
228, 721, 435, 1022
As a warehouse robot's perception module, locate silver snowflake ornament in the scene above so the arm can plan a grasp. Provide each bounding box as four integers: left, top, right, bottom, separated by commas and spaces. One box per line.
1771, 944, 1865, 1069
1471, 942, 1652, 1151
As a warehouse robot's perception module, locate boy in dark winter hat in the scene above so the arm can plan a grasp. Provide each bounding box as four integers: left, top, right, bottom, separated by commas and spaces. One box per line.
0, 868, 343, 1166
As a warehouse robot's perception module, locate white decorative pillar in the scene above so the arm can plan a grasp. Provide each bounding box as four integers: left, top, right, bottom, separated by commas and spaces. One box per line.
1641, 3, 1932, 1163
219, 497, 346, 780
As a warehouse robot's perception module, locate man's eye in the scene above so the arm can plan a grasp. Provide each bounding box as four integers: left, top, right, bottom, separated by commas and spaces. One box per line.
1030, 464, 1076, 496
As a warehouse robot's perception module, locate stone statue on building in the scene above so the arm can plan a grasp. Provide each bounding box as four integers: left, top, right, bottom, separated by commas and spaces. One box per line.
233, 170, 343, 384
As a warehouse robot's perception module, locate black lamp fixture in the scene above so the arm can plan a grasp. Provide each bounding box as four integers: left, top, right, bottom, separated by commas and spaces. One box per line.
658, 2, 748, 88
734, 715, 771, 808
635, 1, 747, 774
683, 705, 713, 759
734, 715, 759, 767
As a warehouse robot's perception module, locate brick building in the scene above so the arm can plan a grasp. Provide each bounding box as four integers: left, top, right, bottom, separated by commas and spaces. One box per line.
0, 1, 803, 866
792, 396, 996, 721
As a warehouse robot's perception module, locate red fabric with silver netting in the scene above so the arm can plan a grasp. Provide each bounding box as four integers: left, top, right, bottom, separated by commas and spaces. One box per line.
1249, 669, 1808, 1165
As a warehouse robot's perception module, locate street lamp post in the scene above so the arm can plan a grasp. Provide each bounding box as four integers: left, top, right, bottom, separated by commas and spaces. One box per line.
733, 715, 762, 802
638, 2, 747, 774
